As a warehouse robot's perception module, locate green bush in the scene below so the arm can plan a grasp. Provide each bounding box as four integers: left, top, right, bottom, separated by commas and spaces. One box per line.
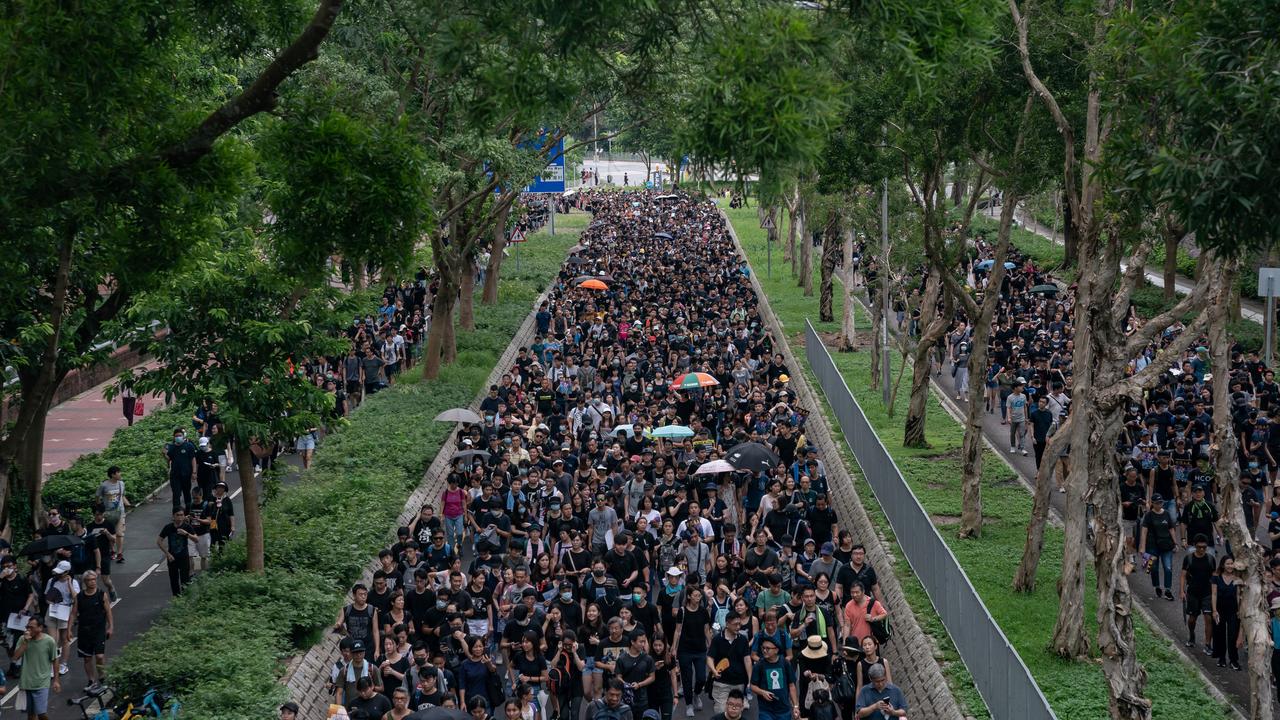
42, 404, 190, 514
108, 225, 580, 713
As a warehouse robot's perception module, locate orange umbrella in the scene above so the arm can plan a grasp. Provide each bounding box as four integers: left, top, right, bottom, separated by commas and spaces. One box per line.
578, 278, 608, 291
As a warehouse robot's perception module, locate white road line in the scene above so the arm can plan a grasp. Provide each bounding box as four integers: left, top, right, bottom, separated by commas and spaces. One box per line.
230, 487, 242, 499
130, 562, 161, 588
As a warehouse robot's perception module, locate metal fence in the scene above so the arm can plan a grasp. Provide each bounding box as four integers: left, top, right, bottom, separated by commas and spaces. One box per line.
804, 320, 1056, 720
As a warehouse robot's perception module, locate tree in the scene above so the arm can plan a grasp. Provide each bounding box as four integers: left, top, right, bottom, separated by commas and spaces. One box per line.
0, 0, 344, 533
123, 237, 357, 572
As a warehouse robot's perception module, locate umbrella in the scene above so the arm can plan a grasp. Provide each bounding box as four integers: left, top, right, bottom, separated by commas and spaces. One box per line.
653, 232, 674, 240
651, 425, 694, 439
975, 259, 994, 270
725, 442, 780, 474
567, 244, 586, 253
611, 424, 636, 438
578, 278, 608, 291
434, 408, 482, 424
671, 372, 719, 390
1028, 284, 1059, 295
1003, 261, 1017, 270
695, 459, 736, 475
573, 274, 614, 285
18, 535, 83, 557
655, 194, 680, 201
452, 449, 490, 463
410, 708, 473, 720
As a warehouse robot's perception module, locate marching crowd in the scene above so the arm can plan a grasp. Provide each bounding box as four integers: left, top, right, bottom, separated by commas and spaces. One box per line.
316, 191, 911, 720
898, 220, 1280, 682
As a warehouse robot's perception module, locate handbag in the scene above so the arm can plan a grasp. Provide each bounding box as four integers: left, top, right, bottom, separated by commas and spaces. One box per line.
134, 400, 145, 416
804, 676, 831, 708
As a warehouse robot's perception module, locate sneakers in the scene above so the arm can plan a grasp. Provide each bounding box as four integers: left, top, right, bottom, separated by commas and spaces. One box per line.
1204, 644, 1213, 656
1021, 448, 1028, 456
1165, 590, 1175, 601
1185, 637, 1195, 648
1230, 662, 1242, 671
116, 554, 125, 564
685, 706, 695, 718
1217, 660, 1227, 668
1009, 446, 1017, 453
695, 698, 703, 711
59, 663, 68, 676
109, 589, 118, 602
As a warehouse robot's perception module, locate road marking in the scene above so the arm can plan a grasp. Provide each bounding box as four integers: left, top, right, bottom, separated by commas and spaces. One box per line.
131, 562, 161, 588
230, 487, 242, 499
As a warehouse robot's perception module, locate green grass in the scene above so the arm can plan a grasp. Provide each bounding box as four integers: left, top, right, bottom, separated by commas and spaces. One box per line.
109, 226, 579, 719
725, 205, 1231, 720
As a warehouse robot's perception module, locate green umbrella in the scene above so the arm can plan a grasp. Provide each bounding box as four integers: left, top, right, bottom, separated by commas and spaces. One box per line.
650, 425, 694, 439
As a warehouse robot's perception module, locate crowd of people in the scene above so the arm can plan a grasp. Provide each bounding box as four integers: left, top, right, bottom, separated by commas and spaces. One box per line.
316, 190, 912, 720
902, 219, 1280, 682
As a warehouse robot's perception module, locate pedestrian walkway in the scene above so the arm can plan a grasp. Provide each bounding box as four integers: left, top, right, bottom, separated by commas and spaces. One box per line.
41, 367, 160, 475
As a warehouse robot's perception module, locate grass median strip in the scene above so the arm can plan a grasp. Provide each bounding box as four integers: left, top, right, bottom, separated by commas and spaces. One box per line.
107, 224, 579, 719
724, 204, 1229, 720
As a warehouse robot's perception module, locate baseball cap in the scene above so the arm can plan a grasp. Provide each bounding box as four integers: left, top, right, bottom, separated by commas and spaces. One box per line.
53, 561, 71, 575
820, 542, 834, 556
198, 436, 210, 447
351, 640, 366, 653
280, 701, 300, 714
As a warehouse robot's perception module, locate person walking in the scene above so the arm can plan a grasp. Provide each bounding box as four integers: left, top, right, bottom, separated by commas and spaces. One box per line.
1139, 496, 1178, 601
1004, 380, 1029, 456
70, 570, 112, 692
13, 617, 60, 720
95, 466, 129, 564
1028, 396, 1055, 469
1180, 535, 1215, 655
163, 427, 197, 512
1211, 556, 1243, 670
749, 636, 798, 720
157, 508, 196, 596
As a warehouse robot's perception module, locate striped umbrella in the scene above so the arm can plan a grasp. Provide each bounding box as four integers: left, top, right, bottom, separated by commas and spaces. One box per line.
671, 372, 719, 390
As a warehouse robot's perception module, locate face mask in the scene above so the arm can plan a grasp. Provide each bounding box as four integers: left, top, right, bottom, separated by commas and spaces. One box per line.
436, 600, 447, 609
416, 657, 428, 667
561, 592, 573, 602
633, 592, 643, 602
1250, 462, 1259, 469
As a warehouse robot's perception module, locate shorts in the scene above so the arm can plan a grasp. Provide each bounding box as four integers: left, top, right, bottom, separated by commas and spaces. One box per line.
189, 534, 211, 559
1185, 594, 1212, 616
45, 612, 67, 631
1122, 519, 1137, 543
77, 629, 106, 657
346, 379, 362, 394
104, 509, 125, 536
24, 688, 49, 715
386, 362, 400, 377
296, 434, 316, 451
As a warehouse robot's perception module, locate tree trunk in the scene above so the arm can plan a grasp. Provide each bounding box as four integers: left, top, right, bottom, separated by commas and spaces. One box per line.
838, 231, 856, 352
799, 199, 813, 296
869, 292, 883, 391
482, 206, 511, 305
784, 205, 795, 266
1210, 259, 1275, 720
1162, 227, 1178, 302
1013, 418, 1072, 591
1062, 194, 1078, 269
18, 402, 49, 526
903, 270, 946, 448
422, 277, 457, 380
236, 443, 264, 573
459, 260, 476, 331
950, 162, 967, 207
818, 218, 838, 322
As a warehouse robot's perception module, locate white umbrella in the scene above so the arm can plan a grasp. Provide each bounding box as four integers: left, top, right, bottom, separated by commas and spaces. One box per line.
694, 459, 735, 475
434, 408, 482, 424
611, 424, 636, 438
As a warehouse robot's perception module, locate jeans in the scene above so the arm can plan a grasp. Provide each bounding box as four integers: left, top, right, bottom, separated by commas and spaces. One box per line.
1148, 550, 1173, 590
445, 515, 465, 549
954, 367, 969, 396
1008, 421, 1026, 450
677, 650, 707, 705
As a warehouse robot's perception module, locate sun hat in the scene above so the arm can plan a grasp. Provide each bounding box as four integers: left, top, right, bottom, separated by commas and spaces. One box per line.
800, 635, 829, 660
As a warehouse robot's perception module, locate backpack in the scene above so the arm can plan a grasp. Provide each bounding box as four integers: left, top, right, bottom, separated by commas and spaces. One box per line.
548, 651, 574, 695
867, 598, 892, 644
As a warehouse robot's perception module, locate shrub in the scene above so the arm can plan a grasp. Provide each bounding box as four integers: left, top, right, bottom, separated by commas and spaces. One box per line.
42, 404, 189, 514
108, 226, 580, 713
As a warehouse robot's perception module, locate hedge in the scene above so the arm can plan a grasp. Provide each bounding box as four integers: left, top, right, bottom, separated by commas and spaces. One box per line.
106, 225, 579, 719
42, 404, 190, 515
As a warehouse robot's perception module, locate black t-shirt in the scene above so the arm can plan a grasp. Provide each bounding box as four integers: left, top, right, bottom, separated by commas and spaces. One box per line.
159, 522, 190, 559
165, 440, 196, 479
85, 520, 116, 567
604, 549, 639, 587
1119, 482, 1146, 522
708, 633, 750, 685
1142, 511, 1176, 552
514, 651, 548, 684
348, 693, 392, 718
675, 605, 712, 653
616, 650, 656, 686
1181, 553, 1215, 596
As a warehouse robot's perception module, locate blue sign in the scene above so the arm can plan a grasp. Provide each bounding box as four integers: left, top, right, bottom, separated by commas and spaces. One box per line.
525, 137, 566, 194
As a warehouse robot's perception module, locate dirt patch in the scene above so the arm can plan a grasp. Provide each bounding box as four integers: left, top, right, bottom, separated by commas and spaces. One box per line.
920, 448, 962, 461
816, 330, 872, 351
931, 514, 997, 528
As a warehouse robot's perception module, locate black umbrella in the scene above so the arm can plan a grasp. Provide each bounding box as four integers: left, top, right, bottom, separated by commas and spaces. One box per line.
725, 442, 780, 474
409, 708, 472, 720
18, 534, 83, 557
1028, 284, 1059, 295
452, 449, 491, 463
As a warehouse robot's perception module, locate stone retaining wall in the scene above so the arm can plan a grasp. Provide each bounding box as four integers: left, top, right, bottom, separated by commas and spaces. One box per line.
723, 212, 967, 720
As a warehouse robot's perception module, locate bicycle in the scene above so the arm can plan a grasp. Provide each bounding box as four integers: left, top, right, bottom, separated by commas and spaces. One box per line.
68, 685, 181, 719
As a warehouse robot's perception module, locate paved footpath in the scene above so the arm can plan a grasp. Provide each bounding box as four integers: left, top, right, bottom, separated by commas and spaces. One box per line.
5, 372, 310, 719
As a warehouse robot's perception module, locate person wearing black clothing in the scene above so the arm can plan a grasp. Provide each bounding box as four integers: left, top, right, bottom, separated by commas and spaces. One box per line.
671, 587, 712, 716
707, 614, 752, 713
1028, 396, 1055, 469
1180, 537, 1215, 654
614, 631, 656, 712
164, 428, 197, 512
1140, 496, 1178, 600
1181, 484, 1219, 548
156, 508, 195, 596
1211, 557, 1243, 670
1119, 468, 1146, 562
73, 570, 112, 692
208, 481, 235, 547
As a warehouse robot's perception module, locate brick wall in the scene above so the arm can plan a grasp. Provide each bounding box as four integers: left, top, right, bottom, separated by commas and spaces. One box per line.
723, 213, 967, 720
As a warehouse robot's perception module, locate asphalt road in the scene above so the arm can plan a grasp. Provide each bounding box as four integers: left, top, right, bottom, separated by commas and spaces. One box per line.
32, 449, 309, 720
923, 345, 1260, 716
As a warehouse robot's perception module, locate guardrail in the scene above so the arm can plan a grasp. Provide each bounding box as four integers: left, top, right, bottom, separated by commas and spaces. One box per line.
803, 319, 1056, 720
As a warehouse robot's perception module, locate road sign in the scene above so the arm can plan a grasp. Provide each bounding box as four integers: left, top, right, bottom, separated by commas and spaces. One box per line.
525, 136, 566, 194
1259, 268, 1280, 297
509, 229, 526, 244
760, 214, 776, 231
1260, 268, 1280, 367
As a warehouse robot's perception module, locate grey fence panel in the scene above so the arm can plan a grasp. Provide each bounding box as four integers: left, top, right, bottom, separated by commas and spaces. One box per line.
804, 320, 1056, 720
